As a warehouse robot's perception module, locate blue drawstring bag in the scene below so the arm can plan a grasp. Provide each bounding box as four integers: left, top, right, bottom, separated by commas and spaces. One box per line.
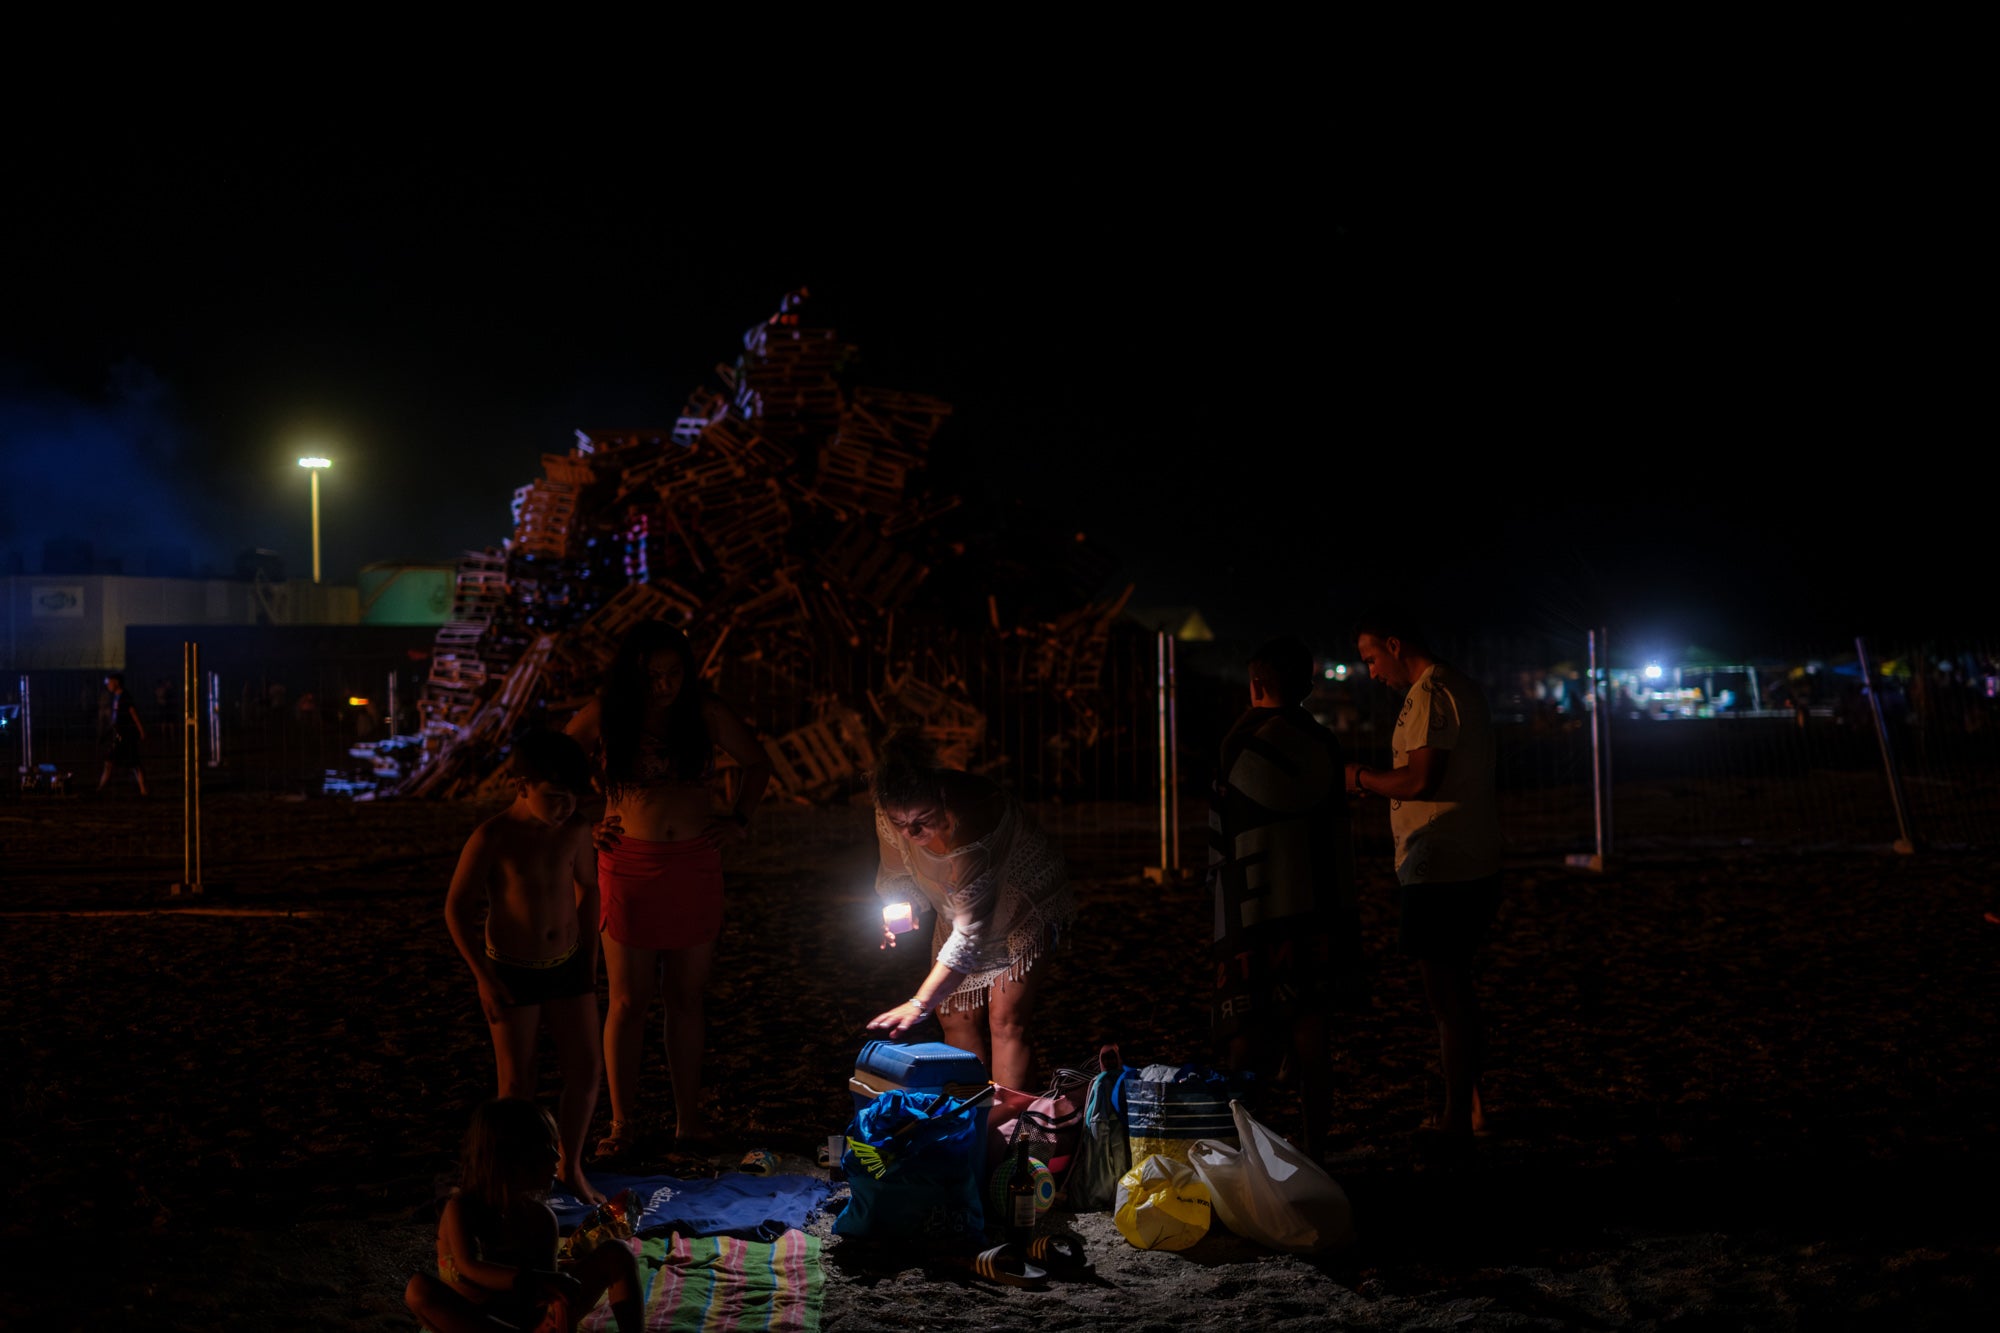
833, 1088, 986, 1246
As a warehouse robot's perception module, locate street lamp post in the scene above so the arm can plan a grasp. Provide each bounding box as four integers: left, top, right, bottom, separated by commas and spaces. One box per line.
298, 456, 331, 583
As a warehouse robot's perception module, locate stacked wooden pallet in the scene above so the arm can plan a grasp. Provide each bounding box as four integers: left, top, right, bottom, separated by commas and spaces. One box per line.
390, 290, 1125, 802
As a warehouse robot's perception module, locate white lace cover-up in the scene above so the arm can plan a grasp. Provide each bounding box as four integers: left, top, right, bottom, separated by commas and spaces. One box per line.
874, 795, 1077, 1013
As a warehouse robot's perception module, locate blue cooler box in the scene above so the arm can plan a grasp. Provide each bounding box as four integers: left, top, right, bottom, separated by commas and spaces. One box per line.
850, 1040, 990, 1111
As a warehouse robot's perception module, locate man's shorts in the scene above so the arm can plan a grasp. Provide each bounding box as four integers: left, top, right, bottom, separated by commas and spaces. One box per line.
488, 942, 595, 1009
1397, 872, 1503, 962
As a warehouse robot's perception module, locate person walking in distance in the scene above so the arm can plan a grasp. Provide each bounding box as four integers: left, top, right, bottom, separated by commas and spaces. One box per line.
1345, 614, 1502, 1158
99, 674, 149, 796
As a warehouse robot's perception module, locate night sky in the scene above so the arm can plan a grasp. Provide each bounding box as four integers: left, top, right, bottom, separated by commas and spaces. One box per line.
3, 95, 1982, 659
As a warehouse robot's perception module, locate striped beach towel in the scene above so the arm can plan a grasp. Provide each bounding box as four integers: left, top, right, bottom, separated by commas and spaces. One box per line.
578, 1229, 825, 1333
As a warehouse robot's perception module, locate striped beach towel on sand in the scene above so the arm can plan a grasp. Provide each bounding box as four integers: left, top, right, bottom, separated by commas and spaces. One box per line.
579, 1230, 824, 1333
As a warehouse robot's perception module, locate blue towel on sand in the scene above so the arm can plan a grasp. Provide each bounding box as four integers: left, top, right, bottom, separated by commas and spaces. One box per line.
550, 1171, 831, 1242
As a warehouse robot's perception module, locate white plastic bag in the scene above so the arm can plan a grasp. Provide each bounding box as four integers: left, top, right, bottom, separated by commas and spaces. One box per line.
1187, 1100, 1355, 1252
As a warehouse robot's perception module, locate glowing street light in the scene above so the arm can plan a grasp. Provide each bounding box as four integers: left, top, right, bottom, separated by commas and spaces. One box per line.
298, 456, 331, 584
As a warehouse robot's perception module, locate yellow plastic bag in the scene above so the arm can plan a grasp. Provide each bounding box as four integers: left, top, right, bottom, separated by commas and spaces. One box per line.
1112, 1153, 1212, 1251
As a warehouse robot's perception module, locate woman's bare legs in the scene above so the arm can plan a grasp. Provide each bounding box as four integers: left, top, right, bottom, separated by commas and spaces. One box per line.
601, 936, 658, 1138
658, 940, 714, 1139
983, 966, 1044, 1092
936, 1006, 989, 1073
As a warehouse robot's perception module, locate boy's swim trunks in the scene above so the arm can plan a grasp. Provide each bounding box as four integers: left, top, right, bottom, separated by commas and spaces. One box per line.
485, 939, 594, 1008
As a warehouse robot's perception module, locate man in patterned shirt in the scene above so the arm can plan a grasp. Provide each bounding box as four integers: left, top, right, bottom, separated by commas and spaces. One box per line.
1345, 614, 1502, 1157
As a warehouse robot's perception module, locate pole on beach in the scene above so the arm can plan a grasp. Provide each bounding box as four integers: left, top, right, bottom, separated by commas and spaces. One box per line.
1854, 636, 1919, 855
1147, 631, 1169, 881
1168, 632, 1182, 875
172, 641, 203, 896
207, 670, 221, 768
1602, 625, 1614, 859
386, 668, 400, 740
1567, 629, 1607, 872
1145, 630, 1187, 885
16, 673, 30, 775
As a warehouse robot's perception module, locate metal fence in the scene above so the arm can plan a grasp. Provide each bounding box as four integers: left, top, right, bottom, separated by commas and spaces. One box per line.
9, 629, 1995, 858
4, 664, 409, 801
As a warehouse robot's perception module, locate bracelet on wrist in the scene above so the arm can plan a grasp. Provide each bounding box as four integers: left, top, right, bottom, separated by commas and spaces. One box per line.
907, 996, 930, 1016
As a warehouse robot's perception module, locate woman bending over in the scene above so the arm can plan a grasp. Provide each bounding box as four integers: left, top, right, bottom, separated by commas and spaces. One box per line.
865, 730, 1076, 1090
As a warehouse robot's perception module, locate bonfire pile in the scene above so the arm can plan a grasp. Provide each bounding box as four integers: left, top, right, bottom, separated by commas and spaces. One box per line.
391, 292, 1129, 803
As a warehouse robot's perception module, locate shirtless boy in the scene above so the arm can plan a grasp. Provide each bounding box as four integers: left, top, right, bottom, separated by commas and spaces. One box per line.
445, 730, 606, 1202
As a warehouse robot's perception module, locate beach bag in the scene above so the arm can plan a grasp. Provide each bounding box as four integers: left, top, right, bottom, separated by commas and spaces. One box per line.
1112, 1153, 1212, 1251
1188, 1100, 1355, 1253
832, 1088, 985, 1247
1124, 1063, 1240, 1166
1063, 1044, 1131, 1211
986, 1067, 1089, 1189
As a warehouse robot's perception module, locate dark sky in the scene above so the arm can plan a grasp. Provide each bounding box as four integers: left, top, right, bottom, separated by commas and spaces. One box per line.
1, 93, 1982, 659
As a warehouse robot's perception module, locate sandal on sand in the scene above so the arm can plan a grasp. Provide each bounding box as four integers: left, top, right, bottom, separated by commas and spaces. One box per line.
593, 1121, 639, 1163
962, 1244, 1048, 1289
1025, 1235, 1093, 1279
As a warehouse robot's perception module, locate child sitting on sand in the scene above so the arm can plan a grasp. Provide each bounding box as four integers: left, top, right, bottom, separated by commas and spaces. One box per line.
406, 1098, 644, 1332
445, 731, 606, 1203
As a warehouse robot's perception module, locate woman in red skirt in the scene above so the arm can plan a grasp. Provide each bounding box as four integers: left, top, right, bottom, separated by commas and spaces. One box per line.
567, 622, 770, 1160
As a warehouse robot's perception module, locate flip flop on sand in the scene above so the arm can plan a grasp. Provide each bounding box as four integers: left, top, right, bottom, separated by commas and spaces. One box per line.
1025, 1234, 1093, 1279
962, 1244, 1048, 1289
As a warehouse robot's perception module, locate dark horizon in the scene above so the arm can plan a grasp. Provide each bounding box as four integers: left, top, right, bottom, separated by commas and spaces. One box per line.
3, 102, 1985, 655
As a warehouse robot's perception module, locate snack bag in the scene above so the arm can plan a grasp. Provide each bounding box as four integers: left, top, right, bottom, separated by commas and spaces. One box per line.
561, 1188, 640, 1261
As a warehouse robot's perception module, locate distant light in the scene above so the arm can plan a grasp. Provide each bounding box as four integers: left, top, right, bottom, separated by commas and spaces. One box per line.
347, 697, 370, 707
1332, 663, 1350, 680
1644, 663, 1664, 681
298, 456, 332, 469
1324, 667, 1336, 679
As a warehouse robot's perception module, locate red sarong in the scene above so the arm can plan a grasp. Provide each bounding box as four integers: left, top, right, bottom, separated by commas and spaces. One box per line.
598, 836, 724, 949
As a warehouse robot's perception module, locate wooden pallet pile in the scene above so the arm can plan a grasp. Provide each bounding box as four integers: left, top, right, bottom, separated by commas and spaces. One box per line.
418, 550, 514, 753
759, 702, 876, 802
388, 290, 1124, 802
1025, 584, 1135, 696
871, 672, 987, 771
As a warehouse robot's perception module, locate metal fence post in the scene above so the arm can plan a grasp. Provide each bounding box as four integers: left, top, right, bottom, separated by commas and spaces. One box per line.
1855, 635, 1920, 854
17, 673, 30, 777
1567, 629, 1607, 871
172, 641, 203, 896
1602, 625, 1615, 859
207, 670, 222, 768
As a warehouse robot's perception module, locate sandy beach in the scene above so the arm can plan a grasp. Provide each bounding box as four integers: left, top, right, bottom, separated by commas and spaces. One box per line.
4, 787, 1996, 1330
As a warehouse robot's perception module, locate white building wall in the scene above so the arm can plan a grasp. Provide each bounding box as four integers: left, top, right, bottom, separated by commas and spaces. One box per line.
2, 576, 361, 670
